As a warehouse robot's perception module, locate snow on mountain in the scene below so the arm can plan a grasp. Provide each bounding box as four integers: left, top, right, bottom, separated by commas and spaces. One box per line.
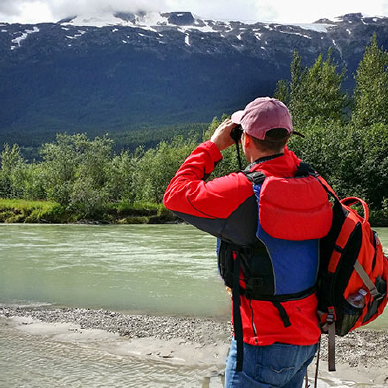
1, 10, 388, 145
61, 11, 169, 30
58, 10, 332, 33
10, 26, 39, 50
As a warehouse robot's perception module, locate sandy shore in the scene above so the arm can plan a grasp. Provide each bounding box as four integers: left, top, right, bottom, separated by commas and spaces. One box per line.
1, 305, 388, 386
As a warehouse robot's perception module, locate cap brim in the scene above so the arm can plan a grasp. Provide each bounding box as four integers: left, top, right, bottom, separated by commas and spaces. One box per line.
231, 110, 244, 124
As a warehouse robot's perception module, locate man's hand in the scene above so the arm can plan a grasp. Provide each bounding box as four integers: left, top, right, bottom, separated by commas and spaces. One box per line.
210, 119, 238, 151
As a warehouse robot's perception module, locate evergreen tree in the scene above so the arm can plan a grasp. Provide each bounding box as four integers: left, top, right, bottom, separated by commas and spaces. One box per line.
276, 50, 347, 128
273, 79, 289, 105
287, 50, 308, 127
304, 49, 348, 123
352, 34, 388, 127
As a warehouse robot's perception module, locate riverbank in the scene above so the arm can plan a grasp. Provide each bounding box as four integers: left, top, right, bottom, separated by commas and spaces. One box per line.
1, 198, 387, 226
0, 199, 178, 224
1, 305, 387, 386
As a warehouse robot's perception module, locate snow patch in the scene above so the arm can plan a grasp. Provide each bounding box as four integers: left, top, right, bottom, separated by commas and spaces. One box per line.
11, 26, 39, 50
291, 23, 331, 32
180, 21, 216, 33
277, 29, 312, 39
63, 14, 126, 28
185, 34, 190, 46
199, 25, 217, 33
65, 30, 86, 40
62, 10, 226, 34
62, 11, 167, 32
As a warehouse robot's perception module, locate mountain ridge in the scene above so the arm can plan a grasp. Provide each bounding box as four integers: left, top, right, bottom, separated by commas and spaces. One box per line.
0, 11, 388, 152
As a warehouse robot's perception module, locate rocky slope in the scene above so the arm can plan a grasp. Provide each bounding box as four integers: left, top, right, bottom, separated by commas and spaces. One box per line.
0, 12, 387, 146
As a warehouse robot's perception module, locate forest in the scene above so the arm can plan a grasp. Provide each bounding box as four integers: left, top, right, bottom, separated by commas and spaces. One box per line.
0, 35, 387, 225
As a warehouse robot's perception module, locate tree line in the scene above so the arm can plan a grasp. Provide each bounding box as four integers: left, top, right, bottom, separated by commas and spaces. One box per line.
0, 35, 387, 224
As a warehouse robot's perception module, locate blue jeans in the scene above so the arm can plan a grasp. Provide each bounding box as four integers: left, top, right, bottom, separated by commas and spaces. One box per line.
225, 339, 318, 387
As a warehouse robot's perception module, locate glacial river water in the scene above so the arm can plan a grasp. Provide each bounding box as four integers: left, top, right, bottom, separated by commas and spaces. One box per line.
0, 224, 387, 387
0, 224, 229, 318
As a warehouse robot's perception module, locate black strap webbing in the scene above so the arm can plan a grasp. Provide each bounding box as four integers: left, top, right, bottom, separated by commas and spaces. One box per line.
240, 285, 316, 302
232, 250, 244, 372
272, 301, 292, 327
233, 139, 243, 171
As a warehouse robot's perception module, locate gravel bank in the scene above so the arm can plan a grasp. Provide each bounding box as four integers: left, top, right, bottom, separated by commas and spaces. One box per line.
0, 305, 232, 345
1, 305, 388, 385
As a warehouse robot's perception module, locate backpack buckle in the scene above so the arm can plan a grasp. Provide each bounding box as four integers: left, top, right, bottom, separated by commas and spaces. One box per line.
374, 292, 384, 302
327, 307, 336, 324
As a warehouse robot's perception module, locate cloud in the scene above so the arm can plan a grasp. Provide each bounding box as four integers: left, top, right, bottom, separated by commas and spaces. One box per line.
1, 0, 388, 24
0, 0, 281, 24
163, 0, 278, 22
49, 0, 168, 19
0, 0, 171, 23
382, 0, 388, 14
0, 0, 54, 23
0, 0, 32, 16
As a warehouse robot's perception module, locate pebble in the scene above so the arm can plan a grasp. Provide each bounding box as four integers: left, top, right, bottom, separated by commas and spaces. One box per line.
1, 304, 387, 372
0, 305, 232, 345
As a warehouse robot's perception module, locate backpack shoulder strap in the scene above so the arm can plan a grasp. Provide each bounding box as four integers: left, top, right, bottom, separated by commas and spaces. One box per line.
243, 170, 266, 185
295, 162, 317, 177
243, 161, 316, 184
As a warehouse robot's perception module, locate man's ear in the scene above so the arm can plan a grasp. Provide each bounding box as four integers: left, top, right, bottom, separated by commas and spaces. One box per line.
242, 132, 251, 147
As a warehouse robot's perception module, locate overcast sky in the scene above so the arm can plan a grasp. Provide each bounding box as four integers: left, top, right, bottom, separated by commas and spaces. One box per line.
1, 0, 388, 24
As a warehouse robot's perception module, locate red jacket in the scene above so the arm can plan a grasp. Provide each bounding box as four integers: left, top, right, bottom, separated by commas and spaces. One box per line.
164, 140, 321, 346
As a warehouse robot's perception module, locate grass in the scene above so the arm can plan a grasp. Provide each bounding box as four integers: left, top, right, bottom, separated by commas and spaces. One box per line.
106, 201, 177, 224
0, 199, 73, 223
0, 198, 178, 224
0, 197, 385, 226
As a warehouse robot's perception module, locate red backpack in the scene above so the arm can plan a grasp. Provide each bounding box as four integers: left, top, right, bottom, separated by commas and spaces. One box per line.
317, 177, 388, 371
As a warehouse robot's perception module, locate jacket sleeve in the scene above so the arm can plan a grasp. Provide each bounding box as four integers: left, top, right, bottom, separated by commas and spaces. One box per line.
163, 141, 258, 246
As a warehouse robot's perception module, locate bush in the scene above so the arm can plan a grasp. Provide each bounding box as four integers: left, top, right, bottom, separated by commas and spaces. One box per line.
68, 177, 109, 219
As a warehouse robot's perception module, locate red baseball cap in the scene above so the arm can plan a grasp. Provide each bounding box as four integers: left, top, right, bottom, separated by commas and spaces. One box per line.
231, 97, 296, 140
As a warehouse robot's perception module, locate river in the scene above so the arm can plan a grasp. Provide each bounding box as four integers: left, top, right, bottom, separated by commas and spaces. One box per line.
0, 224, 229, 318
0, 224, 387, 387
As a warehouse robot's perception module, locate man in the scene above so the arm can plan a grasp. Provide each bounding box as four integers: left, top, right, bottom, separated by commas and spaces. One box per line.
164, 97, 331, 387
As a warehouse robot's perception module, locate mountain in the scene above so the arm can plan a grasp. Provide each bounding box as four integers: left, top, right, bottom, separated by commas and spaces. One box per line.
1, 11, 388, 151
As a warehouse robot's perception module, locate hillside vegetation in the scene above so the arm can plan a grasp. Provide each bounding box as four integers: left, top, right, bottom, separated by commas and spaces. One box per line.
1, 36, 388, 225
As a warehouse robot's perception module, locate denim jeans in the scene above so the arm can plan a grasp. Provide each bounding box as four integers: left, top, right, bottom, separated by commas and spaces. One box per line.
225, 339, 318, 387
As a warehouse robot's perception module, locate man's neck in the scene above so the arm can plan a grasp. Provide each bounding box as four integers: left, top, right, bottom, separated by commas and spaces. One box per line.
247, 148, 285, 163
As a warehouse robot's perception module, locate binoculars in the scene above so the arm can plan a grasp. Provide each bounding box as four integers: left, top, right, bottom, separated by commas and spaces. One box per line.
230, 125, 243, 142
